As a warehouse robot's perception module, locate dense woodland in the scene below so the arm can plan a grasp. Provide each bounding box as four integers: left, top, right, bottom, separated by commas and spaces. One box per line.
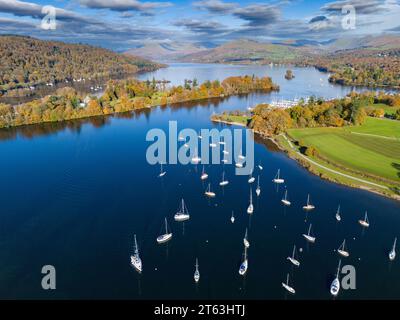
212, 91, 400, 138
0, 75, 278, 128
0, 36, 163, 96
309, 49, 400, 88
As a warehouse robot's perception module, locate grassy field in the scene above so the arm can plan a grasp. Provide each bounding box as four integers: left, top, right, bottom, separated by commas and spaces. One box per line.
365, 103, 399, 116
288, 117, 400, 183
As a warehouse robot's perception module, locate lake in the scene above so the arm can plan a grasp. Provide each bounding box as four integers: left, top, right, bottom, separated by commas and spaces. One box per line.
0, 64, 399, 299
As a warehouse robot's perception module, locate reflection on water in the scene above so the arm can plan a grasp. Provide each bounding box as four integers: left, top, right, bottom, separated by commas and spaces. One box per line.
0, 64, 399, 300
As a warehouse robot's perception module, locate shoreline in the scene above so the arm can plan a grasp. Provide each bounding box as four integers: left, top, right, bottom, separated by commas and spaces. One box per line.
212, 118, 400, 202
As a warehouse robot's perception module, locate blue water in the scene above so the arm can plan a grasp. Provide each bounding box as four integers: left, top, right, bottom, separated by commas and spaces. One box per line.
0, 64, 399, 299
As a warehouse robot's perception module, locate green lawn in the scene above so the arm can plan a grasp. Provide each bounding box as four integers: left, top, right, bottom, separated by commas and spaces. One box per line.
288, 118, 400, 182
364, 103, 399, 116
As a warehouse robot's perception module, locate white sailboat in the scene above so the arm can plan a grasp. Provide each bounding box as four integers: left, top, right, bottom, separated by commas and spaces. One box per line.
337, 239, 350, 257
359, 211, 370, 228
273, 169, 284, 184
238, 154, 246, 160
335, 205, 342, 222
231, 211, 235, 224
302, 194, 315, 211
247, 189, 254, 214
256, 176, 261, 197
205, 183, 216, 198
303, 224, 316, 243
174, 199, 190, 222
330, 260, 341, 297
157, 218, 173, 244
210, 142, 217, 148
282, 273, 296, 294
219, 137, 225, 145
248, 173, 255, 184
258, 161, 263, 171
239, 246, 248, 276
235, 162, 244, 168
194, 258, 200, 283
130, 234, 143, 273
287, 245, 300, 266
222, 149, 229, 155
200, 165, 208, 180
178, 135, 185, 142
198, 131, 203, 139
243, 228, 250, 248
219, 171, 229, 186
389, 237, 397, 261
281, 190, 291, 206
191, 148, 201, 164
158, 163, 166, 177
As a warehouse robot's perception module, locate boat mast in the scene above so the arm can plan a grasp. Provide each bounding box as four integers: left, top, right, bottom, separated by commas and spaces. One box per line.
308, 224, 312, 236
165, 218, 168, 234
134, 234, 139, 255
292, 245, 296, 259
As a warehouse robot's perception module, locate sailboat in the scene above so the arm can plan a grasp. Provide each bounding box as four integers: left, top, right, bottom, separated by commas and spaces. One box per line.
247, 189, 254, 214
174, 199, 190, 222
194, 258, 200, 283
158, 163, 166, 177
205, 183, 216, 198
258, 161, 263, 171
248, 173, 255, 184
191, 148, 201, 164
335, 205, 342, 222
238, 153, 246, 160
235, 162, 244, 168
302, 194, 315, 211
389, 237, 397, 261
239, 246, 248, 276
219, 137, 226, 145
330, 260, 341, 297
210, 141, 217, 148
219, 171, 229, 186
178, 135, 185, 142
281, 190, 291, 206
198, 131, 203, 139
282, 273, 296, 294
358, 211, 370, 228
256, 176, 261, 197
231, 211, 235, 224
222, 149, 229, 155
157, 218, 173, 244
273, 169, 284, 184
337, 239, 350, 257
200, 165, 208, 180
303, 224, 316, 243
243, 228, 250, 248
130, 234, 143, 273
287, 245, 300, 266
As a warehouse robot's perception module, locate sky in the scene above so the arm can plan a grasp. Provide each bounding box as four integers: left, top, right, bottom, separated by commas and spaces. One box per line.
0, 0, 400, 51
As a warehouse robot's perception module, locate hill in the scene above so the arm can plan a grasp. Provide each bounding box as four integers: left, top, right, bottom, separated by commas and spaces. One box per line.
0, 36, 163, 94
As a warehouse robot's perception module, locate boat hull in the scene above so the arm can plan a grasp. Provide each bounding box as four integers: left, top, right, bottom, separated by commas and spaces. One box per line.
174, 214, 190, 222
157, 233, 173, 244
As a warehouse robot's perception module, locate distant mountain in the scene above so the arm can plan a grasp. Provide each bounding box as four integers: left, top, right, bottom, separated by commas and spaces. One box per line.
176, 35, 400, 64
125, 42, 207, 62
179, 39, 309, 64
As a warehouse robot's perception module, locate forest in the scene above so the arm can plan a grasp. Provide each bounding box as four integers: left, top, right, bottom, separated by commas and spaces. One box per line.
0, 36, 163, 97
0, 75, 278, 129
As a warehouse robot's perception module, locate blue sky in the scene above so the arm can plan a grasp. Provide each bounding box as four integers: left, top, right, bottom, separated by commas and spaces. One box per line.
0, 0, 399, 51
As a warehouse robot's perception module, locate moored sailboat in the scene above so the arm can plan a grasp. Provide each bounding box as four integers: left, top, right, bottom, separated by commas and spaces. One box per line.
248, 173, 255, 184
201, 165, 208, 180
273, 169, 284, 184
337, 239, 350, 257
303, 224, 316, 243
130, 234, 143, 273
157, 218, 173, 244
219, 171, 229, 186
205, 183, 216, 198
239, 246, 248, 276
256, 176, 261, 197
231, 211, 235, 224
330, 260, 341, 297
358, 211, 370, 228
247, 189, 254, 214
389, 237, 397, 261
287, 245, 300, 266
282, 273, 296, 294
335, 205, 342, 222
158, 163, 166, 177
302, 194, 315, 211
174, 199, 190, 222
243, 228, 250, 248
194, 258, 200, 283
281, 190, 291, 206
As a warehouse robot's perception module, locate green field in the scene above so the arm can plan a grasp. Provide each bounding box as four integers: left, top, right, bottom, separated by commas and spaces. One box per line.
288, 117, 400, 183
365, 103, 399, 116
